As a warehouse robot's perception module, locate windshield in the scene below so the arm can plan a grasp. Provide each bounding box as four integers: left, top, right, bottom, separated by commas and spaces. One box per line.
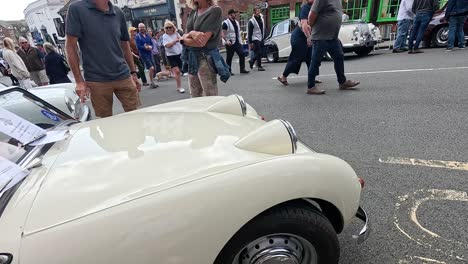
0, 88, 74, 163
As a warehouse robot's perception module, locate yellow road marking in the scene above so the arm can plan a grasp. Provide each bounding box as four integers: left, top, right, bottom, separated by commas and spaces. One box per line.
379, 157, 468, 171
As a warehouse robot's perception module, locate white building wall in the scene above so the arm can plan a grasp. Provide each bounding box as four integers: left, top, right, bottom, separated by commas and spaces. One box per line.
23, 0, 65, 43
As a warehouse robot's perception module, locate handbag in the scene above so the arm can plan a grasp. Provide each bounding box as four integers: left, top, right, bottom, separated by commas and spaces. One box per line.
61, 55, 71, 72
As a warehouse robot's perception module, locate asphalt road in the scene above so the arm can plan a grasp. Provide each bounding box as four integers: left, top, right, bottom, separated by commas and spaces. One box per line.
2, 47, 467, 263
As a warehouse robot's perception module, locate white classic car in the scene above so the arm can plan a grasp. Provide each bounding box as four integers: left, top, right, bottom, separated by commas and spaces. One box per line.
0, 82, 90, 125
0, 93, 369, 264
265, 18, 382, 62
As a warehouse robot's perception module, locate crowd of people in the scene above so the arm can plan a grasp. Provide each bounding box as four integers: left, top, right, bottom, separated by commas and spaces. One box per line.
1, 0, 466, 117
393, 0, 467, 53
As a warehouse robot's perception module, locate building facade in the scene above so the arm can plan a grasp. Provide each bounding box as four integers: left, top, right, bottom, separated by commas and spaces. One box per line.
0, 21, 31, 49
24, 0, 66, 45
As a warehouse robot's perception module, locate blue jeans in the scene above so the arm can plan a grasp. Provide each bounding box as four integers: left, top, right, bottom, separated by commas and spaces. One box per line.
308, 39, 346, 88
447, 16, 466, 49
394, 19, 413, 50
408, 12, 432, 50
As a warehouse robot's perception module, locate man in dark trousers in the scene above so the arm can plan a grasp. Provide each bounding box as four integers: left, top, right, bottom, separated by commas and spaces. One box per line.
248, 7, 265, 72
408, 0, 439, 53
307, 0, 360, 95
222, 9, 249, 75
445, 0, 468, 51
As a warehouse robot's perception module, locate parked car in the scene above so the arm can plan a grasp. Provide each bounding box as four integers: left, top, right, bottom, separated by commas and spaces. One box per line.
424, 4, 468, 47
0, 91, 370, 264
0, 82, 90, 125
264, 18, 382, 62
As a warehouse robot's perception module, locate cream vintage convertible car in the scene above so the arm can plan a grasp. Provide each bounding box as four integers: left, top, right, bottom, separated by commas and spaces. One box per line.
265, 18, 382, 62
0, 91, 369, 264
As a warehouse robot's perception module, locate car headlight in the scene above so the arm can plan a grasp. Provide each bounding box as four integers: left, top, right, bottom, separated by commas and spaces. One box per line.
353, 27, 359, 36
0, 254, 12, 264
235, 119, 298, 155
207, 94, 247, 117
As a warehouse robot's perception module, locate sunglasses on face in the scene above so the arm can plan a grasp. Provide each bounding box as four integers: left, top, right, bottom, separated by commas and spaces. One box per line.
165, 27, 173, 29
21, 42, 28, 44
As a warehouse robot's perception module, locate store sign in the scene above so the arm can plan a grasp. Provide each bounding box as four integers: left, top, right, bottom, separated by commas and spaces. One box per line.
132, 4, 169, 19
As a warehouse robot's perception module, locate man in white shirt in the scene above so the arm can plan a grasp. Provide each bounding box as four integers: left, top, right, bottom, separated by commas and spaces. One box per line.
393, 0, 415, 53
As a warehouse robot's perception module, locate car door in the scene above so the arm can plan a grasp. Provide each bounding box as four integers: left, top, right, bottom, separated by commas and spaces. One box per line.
270, 20, 292, 58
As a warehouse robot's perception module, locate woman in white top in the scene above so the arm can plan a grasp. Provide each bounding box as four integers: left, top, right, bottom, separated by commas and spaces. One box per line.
162, 21, 184, 93
2, 37, 32, 90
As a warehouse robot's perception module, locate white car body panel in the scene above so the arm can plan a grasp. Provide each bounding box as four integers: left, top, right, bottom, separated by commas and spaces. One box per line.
0, 96, 363, 264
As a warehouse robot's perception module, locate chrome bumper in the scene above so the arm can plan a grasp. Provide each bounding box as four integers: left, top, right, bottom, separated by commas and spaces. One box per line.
353, 206, 370, 243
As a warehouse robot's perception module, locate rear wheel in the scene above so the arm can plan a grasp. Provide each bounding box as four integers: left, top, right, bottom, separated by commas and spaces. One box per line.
354, 46, 373, 56
266, 47, 279, 63
214, 204, 340, 264
432, 26, 449, 47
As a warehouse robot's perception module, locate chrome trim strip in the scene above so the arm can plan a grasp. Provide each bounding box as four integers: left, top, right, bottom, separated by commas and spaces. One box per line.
353, 206, 370, 244
235, 94, 247, 117
279, 119, 298, 154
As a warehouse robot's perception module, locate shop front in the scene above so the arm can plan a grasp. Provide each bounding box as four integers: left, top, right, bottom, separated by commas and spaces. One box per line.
131, 0, 177, 31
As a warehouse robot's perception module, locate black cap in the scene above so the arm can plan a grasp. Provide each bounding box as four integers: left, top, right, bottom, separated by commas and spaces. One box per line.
228, 9, 238, 14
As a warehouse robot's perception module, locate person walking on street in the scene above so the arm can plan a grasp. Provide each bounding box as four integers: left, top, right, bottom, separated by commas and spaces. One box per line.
277, 0, 322, 86
148, 28, 162, 74
222, 9, 249, 75
2, 38, 32, 90
136, 23, 159, 88
129, 27, 149, 86
17, 37, 49, 86
43, 42, 71, 84
445, 0, 468, 51
248, 7, 266, 71
158, 28, 170, 68
66, 0, 141, 118
408, 0, 439, 54
163, 21, 185, 93
307, 0, 360, 94
180, 0, 229, 97
0, 55, 20, 86
393, 0, 414, 53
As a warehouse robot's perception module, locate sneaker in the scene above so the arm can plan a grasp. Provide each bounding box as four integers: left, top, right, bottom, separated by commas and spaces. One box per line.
230, 72, 235, 76
339, 80, 360, 90
392, 49, 404, 53
177, 88, 185, 93
142, 83, 149, 86
446, 48, 454, 52
414, 49, 424, 54
408, 49, 415, 54
458, 46, 465, 50
240, 70, 250, 74
258, 67, 265, 72
401, 48, 409, 51
182, 73, 188, 77
249, 60, 254, 69
150, 83, 159, 89
306, 87, 326, 95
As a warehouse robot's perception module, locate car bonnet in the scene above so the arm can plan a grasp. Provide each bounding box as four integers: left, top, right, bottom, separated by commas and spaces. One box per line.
23, 111, 276, 233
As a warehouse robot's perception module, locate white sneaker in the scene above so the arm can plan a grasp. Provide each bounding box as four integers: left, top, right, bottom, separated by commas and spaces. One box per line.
183, 73, 188, 77
177, 88, 185, 93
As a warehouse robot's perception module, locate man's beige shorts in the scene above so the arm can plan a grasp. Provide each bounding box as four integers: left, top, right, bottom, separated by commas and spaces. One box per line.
30, 70, 49, 85
86, 77, 139, 118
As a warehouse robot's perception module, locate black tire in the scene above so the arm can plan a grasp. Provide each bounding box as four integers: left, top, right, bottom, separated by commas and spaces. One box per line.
432, 26, 449, 48
266, 47, 279, 63
354, 46, 373, 56
214, 203, 340, 264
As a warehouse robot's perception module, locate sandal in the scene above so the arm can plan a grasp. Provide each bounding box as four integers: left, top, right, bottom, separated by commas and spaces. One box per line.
277, 76, 289, 85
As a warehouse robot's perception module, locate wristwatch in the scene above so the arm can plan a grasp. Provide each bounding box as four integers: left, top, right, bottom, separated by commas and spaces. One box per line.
180, 39, 185, 45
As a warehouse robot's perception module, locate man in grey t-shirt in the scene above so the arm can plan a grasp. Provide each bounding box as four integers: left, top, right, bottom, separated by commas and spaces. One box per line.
306, 0, 360, 95
65, 0, 141, 118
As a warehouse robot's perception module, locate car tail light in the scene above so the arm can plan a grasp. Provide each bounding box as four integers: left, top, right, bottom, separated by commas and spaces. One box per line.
358, 178, 365, 189
0, 254, 12, 264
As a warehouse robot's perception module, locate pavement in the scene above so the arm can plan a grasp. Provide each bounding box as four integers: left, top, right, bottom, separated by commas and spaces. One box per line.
2, 47, 467, 263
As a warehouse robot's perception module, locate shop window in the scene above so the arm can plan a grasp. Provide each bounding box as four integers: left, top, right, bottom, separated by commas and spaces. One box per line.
377, 0, 400, 22
295, 3, 301, 17
342, 0, 371, 22
270, 5, 290, 26
239, 12, 248, 33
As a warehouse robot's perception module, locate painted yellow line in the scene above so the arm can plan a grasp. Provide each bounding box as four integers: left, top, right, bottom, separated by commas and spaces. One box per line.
379, 157, 468, 171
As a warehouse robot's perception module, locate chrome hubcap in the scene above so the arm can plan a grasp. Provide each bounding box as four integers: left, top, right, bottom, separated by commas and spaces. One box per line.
267, 53, 274, 61
233, 234, 317, 264
438, 28, 449, 43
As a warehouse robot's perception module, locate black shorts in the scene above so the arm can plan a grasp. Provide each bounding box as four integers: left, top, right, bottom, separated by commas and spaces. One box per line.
167, 54, 182, 69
